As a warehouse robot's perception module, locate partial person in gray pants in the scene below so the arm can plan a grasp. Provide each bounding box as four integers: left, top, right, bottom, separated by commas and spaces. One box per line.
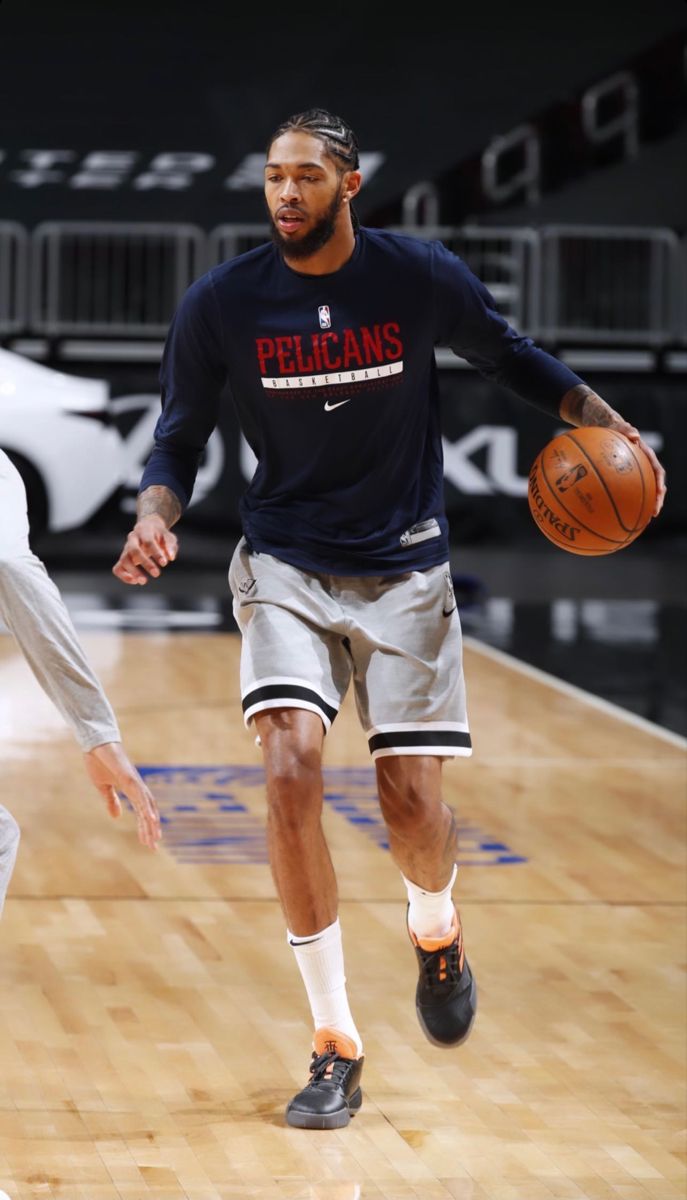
0, 449, 161, 913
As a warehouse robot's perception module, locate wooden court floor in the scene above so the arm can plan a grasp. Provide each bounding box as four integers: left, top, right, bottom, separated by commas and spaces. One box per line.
0, 630, 684, 1200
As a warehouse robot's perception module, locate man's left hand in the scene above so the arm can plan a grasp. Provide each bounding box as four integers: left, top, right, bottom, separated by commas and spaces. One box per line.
609, 418, 666, 517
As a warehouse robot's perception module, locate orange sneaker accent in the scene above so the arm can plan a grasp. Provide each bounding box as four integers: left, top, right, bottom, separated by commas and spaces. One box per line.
411, 909, 465, 970
313, 1027, 361, 1060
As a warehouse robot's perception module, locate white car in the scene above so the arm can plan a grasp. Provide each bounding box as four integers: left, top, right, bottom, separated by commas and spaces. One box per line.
0, 348, 124, 532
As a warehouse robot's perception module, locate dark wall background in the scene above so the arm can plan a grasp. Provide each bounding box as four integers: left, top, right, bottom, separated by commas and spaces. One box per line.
1, 0, 685, 227
2, 1, 685, 560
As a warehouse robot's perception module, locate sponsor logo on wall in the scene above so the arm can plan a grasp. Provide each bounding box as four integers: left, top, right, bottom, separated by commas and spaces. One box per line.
0, 149, 385, 191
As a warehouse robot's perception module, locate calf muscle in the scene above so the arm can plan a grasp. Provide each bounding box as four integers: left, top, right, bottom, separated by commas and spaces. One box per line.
376, 756, 458, 891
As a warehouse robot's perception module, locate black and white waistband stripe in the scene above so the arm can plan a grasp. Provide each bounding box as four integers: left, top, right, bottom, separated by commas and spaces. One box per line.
242, 679, 339, 729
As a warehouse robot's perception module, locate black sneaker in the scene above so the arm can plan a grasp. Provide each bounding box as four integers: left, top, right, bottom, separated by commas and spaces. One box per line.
285, 1028, 364, 1130
408, 907, 477, 1047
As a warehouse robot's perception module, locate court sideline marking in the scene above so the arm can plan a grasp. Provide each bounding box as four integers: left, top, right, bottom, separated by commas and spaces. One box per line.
464, 635, 687, 750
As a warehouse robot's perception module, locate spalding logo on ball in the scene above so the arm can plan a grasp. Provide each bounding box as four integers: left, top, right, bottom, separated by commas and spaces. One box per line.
528, 427, 656, 555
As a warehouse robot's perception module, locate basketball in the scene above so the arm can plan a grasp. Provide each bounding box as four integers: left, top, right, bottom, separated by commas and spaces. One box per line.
528, 427, 656, 555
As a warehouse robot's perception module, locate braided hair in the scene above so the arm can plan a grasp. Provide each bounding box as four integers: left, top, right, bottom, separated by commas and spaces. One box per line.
267, 108, 361, 232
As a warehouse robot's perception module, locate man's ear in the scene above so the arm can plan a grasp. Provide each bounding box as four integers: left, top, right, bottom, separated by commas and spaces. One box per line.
344, 170, 362, 202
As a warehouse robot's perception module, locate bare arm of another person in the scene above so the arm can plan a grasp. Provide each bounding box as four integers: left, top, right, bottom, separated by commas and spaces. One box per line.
559, 383, 666, 517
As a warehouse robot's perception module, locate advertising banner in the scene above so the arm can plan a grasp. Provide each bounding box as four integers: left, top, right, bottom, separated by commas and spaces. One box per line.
100, 367, 687, 546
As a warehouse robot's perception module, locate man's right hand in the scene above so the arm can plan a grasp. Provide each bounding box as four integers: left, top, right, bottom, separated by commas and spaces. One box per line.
113, 515, 178, 586
83, 741, 162, 850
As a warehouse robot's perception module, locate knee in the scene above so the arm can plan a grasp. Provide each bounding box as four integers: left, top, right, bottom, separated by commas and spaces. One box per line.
378, 776, 426, 834
259, 714, 324, 824
257, 711, 323, 780
267, 757, 323, 833
377, 759, 442, 834
268, 749, 321, 797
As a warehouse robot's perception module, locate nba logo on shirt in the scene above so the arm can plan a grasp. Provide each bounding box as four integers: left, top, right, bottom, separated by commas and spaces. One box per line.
318, 305, 331, 329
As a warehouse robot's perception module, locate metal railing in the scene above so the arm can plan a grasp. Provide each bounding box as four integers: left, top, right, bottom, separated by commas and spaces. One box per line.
0, 219, 683, 346
30, 222, 205, 335
678, 236, 687, 347
207, 224, 270, 266
0, 223, 28, 335
389, 225, 540, 332
209, 223, 540, 333
540, 225, 680, 346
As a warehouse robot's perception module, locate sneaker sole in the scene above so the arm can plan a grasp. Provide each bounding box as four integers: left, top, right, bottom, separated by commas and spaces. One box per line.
285, 1087, 363, 1130
417, 975, 478, 1048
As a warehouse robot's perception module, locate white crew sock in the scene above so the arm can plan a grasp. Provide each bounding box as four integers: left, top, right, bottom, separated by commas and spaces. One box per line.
287, 918, 363, 1057
403, 863, 458, 941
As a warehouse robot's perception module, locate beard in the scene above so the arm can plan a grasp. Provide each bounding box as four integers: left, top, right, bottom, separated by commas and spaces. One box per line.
268, 186, 345, 260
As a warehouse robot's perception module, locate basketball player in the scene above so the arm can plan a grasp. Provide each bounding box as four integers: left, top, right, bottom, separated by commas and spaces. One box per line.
112, 109, 666, 1129
0, 449, 161, 915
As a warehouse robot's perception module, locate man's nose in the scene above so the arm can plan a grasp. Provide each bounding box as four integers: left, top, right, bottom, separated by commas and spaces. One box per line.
279, 177, 301, 205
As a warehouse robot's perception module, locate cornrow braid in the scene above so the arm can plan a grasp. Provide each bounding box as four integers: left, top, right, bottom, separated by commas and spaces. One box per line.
268, 107, 361, 232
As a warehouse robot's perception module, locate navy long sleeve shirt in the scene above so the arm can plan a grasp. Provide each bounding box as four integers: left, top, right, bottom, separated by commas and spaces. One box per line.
141, 227, 583, 574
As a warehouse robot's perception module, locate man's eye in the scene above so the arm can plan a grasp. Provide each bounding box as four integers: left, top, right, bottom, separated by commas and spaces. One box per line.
267, 176, 281, 183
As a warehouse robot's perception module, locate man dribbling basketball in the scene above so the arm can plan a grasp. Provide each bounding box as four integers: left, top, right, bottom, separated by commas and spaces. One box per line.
113, 108, 665, 1129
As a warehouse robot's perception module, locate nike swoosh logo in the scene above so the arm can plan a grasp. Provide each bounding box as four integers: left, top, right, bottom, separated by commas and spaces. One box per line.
289, 936, 321, 946
442, 605, 457, 618
324, 398, 352, 412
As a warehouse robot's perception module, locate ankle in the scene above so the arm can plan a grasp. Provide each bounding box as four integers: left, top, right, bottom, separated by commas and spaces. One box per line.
403, 863, 457, 940
288, 919, 363, 1058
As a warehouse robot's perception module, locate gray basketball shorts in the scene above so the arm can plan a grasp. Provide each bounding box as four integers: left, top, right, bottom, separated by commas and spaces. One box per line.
228, 539, 472, 760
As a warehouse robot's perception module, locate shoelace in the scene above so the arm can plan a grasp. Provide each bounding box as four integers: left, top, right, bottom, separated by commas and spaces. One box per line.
417, 940, 462, 991
308, 1051, 354, 1086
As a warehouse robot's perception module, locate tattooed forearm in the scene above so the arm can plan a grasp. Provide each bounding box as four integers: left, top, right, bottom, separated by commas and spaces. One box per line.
559, 384, 625, 430
136, 485, 182, 527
